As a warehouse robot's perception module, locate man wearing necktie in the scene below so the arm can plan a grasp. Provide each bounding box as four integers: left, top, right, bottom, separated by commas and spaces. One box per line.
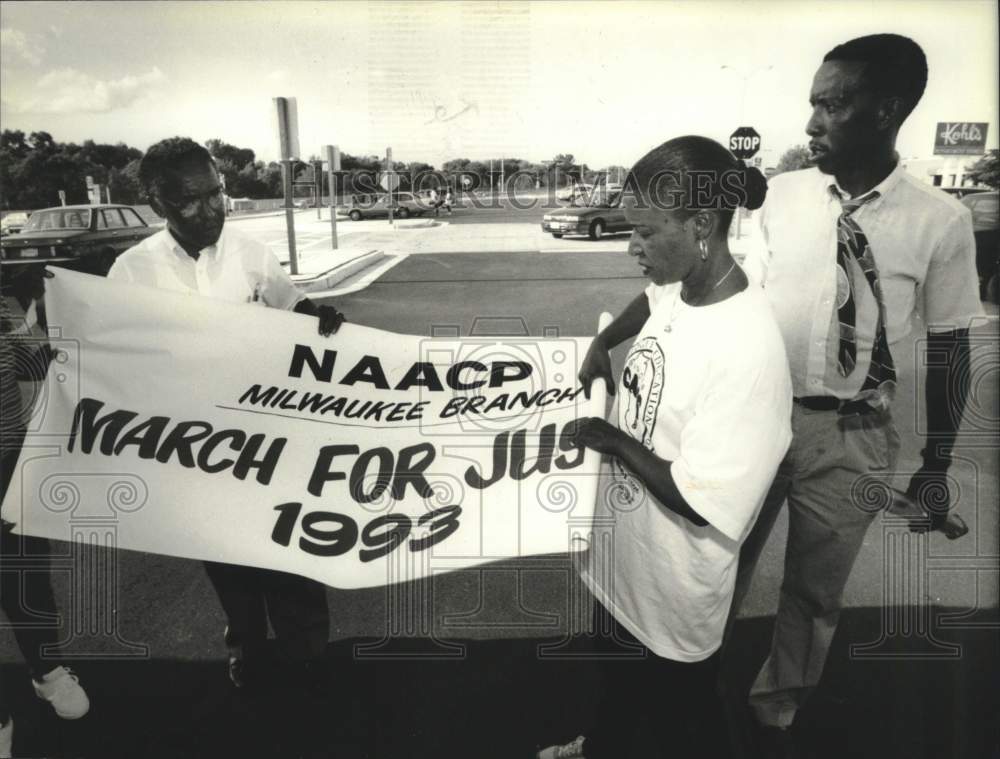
734, 34, 984, 753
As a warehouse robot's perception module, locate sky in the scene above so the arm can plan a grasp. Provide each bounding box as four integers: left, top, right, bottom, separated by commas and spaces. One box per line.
1, 0, 997, 170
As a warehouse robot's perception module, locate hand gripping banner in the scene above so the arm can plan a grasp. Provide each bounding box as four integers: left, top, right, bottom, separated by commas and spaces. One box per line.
2, 269, 607, 589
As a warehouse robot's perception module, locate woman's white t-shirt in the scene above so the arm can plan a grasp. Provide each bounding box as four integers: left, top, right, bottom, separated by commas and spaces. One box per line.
581, 280, 792, 662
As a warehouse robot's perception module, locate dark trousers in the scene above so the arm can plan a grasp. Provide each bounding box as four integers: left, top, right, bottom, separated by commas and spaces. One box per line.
2, 430, 62, 723
586, 604, 730, 759
202, 560, 330, 663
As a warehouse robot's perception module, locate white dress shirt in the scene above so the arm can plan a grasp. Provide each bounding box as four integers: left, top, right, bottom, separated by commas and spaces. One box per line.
108, 226, 304, 311
742, 164, 984, 399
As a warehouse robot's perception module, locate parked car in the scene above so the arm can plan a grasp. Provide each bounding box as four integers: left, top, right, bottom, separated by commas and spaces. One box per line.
335, 192, 427, 220
940, 186, 991, 200
0, 204, 159, 276
412, 188, 463, 213
0, 211, 30, 237
541, 190, 632, 240
961, 190, 998, 302
555, 182, 622, 203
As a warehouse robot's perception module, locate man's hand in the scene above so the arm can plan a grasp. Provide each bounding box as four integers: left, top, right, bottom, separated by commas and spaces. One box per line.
570, 416, 625, 456
316, 304, 345, 337
904, 464, 968, 539
579, 335, 615, 399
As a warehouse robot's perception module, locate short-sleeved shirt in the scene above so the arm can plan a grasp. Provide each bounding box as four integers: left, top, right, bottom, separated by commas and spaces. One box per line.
741, 164, 984, 399
108, 226, 305, 310
581, 282, 793, 662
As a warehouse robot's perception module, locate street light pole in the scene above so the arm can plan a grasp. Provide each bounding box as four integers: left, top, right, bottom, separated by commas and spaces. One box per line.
720, 63, 773, 122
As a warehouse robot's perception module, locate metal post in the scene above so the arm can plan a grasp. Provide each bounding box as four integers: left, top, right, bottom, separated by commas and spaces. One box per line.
386, 147, 394, 225
315, 160, 322, 220
274, 97, 301, 274
735, 160, 745, 239
282, 159, 299, 274
325, 144, 340, 250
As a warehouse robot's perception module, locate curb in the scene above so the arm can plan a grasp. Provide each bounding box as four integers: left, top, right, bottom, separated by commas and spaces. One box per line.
291, 249, 386, 294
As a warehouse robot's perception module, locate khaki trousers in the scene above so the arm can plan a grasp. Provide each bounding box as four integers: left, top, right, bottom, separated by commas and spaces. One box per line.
733, 403, 900, 728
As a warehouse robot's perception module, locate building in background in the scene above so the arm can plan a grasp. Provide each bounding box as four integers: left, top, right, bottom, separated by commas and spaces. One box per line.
903, 122, 992, 188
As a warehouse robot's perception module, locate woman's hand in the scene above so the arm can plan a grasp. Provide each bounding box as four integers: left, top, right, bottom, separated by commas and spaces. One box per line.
571, 417, 626, 456
578, 335, 615, 399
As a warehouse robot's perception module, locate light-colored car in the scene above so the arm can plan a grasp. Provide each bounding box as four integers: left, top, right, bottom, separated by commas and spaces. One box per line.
555, 182, 622, 203
961, 190, 998, 301
940, 186, 991, 200
336, 192, 427, 221
0, 211, 30, 236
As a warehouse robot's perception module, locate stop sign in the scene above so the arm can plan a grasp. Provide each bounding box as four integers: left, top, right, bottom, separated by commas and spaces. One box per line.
729, 126, 761, 160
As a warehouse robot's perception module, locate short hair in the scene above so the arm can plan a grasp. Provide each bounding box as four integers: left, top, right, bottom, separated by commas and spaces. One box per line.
625, 135, 768, 234
823, 34, 927, 123
139, 137, 215, 195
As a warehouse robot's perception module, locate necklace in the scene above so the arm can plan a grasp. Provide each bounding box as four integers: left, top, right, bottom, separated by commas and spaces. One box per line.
665, 260, 738, 333
712, 261, 737, 291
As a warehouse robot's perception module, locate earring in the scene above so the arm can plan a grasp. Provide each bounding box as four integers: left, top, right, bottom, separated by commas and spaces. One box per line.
698, 239, 709, 261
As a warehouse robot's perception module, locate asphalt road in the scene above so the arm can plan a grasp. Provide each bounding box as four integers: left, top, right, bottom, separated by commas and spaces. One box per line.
2, 249, 997, 759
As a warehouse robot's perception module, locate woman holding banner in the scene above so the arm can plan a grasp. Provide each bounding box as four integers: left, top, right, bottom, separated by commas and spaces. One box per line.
537, 136, 791, 759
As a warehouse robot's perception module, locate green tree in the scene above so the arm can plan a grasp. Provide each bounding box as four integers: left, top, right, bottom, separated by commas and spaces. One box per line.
774, 145, 812, 174
965, 149, 999, 189
205, 139, 255, 170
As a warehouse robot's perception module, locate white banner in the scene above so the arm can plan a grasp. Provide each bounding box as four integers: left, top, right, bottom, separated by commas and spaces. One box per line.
3, 269, 606, 589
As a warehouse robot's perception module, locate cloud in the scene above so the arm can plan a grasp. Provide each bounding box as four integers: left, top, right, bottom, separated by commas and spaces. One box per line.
11, 66, 167, 114
1, 28, 45, 66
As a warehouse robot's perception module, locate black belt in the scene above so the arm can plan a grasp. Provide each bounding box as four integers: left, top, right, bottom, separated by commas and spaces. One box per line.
794, 396, 879, 416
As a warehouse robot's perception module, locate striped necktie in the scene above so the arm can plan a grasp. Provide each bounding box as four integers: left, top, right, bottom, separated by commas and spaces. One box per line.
833, 188, 896, 408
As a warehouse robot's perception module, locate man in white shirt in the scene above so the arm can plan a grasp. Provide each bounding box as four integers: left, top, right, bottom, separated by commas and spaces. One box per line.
108, 137, 345, 689
735, 34, 983, 751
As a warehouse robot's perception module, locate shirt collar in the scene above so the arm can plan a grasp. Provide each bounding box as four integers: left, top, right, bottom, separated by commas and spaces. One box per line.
163, 226, 222, 261
827, 155, 904, 206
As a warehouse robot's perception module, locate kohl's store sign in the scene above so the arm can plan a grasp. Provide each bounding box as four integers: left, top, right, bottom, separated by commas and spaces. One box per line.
933, 122, 988, 155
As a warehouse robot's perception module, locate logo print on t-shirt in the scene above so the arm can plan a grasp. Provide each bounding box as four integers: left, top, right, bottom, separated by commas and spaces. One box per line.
612, 336, 664, 501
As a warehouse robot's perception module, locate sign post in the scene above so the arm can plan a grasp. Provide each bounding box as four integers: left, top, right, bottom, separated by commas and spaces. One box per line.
312, 161, 321, 220
325, 144, 340, 250
728, 126, 762, 239
274, 97, 301, 275
382, 147, 397, 225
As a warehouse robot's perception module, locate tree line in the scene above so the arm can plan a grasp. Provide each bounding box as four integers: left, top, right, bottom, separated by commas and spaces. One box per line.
0, 131, 634, 211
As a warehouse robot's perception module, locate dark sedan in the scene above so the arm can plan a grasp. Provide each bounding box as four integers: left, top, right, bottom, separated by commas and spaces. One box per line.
0, 204, 159, 276
541, 190, 632, 240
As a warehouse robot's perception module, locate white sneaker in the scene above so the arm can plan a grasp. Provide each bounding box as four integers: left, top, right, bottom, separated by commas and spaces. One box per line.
32, 666, 90, 719
537, 735, 586, 759
0, 717, 12, 759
